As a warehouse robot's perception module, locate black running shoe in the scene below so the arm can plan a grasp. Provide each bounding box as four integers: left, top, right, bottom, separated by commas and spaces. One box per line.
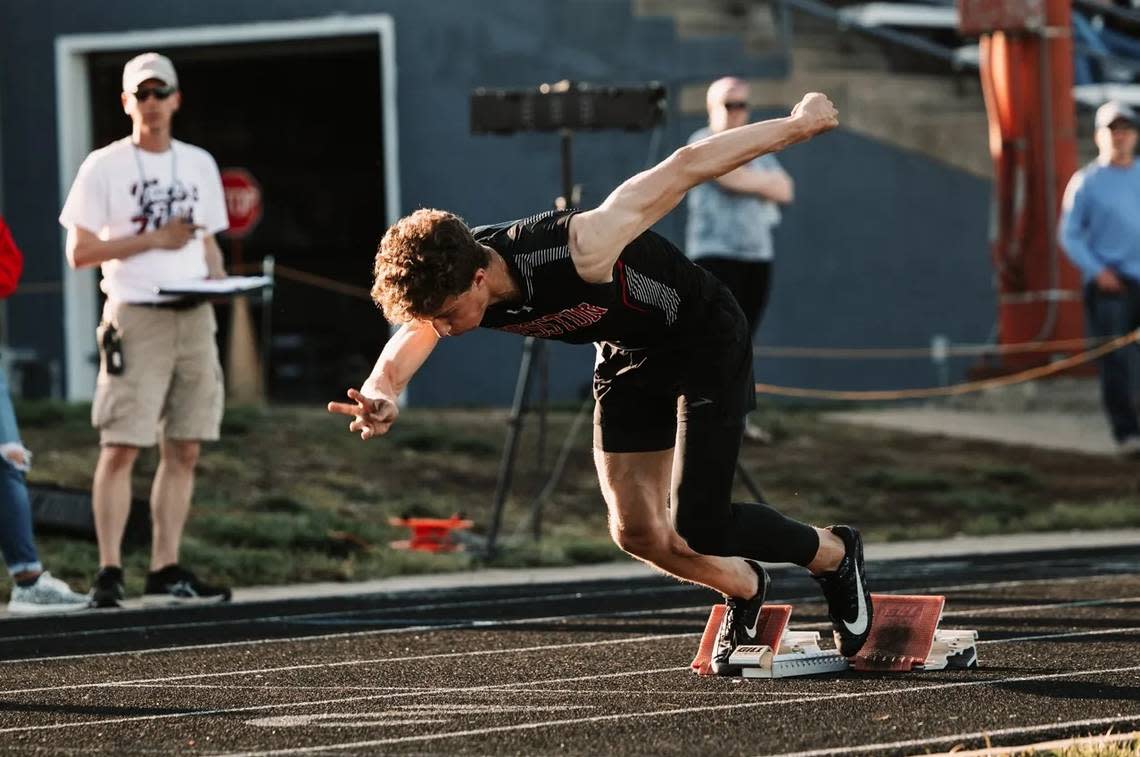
710, 560, 770, 676
812, 525, 873, 657
88, 566, 125, 609
143, 565, 232, 606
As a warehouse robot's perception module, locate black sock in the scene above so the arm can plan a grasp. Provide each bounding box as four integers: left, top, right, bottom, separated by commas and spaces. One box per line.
98, 565, 124, 582
15, 575, 40, 588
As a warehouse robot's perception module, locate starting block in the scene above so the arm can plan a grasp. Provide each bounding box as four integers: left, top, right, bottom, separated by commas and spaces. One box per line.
388, 514, 473, 553
691, 603, 848, 678
691, 594, 978, 679
851, 594, 978, 672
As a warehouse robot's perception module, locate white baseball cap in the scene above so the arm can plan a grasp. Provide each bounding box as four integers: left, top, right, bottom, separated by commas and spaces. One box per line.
1094, 100, 1137, 130
122, 52, 178, 93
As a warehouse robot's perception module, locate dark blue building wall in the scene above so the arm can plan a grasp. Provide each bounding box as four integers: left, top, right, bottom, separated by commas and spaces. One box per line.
754, 121, 995, 396
0, 0, 991, 406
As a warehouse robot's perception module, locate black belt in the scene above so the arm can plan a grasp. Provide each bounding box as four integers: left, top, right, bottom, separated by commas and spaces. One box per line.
129, 299, 202, 311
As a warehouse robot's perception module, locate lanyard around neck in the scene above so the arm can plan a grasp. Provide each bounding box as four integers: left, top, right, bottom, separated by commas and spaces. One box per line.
132, 143, 178, 199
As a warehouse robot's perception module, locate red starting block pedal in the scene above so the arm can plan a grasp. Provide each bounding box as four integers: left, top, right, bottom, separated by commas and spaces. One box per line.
691, 594, 978, 679
851, 594, 978, 672
388, 514, 473, 553
691, 604, 848, 678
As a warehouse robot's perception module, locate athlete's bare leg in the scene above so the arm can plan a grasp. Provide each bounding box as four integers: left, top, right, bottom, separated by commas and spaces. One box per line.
594, 448, 845, 598
596, 447, 761, 598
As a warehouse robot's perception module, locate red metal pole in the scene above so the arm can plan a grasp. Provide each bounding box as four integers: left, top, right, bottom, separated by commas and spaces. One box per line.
990, 0, 1083, 370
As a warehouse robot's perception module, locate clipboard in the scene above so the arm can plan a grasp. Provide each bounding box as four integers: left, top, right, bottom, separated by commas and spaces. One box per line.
156, 275, 273, 298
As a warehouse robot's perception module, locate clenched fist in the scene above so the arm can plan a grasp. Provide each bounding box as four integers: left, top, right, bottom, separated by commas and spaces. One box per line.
791, 93, 839, 137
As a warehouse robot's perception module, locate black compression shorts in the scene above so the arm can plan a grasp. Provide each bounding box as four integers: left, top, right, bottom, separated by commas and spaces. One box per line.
592, 285, 755, 453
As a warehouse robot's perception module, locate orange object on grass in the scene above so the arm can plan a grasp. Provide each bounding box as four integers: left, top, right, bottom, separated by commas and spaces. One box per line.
388, 514, 474, 553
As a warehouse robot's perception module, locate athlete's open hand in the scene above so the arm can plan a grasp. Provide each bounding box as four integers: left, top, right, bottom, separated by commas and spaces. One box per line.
791, 93, 839, 137
327, 388, 398, 440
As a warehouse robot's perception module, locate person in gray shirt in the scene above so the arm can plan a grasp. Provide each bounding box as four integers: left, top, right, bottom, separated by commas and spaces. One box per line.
686, 77, 794, 443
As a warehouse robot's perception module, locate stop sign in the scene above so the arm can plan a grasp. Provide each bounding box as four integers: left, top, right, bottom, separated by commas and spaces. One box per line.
221, 168, 262, 239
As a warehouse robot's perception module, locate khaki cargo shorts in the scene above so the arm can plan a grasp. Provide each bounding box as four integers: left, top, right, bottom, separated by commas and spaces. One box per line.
92, 300, 225, 447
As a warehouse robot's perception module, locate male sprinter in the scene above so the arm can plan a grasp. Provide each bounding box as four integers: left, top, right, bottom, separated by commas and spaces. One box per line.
329, 92, 872, 672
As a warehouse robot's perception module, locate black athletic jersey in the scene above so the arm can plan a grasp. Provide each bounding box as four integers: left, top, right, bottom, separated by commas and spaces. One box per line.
474, 209, 717, 350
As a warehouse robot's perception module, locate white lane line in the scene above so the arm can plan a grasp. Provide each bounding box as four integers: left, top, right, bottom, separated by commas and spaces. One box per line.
985, 626, 1138, 645
3, 632, 1139, 740
0, 666, 686, 735
0, 582, 697, 645
943, 595, 1140, 617
0, 633, 692, 696
0, 601, 700, 669
763, 716, 1140, 757
4, 593, 1136, 696
421, 688, 826, 697
107, 681, 812, 696
1, 571, 1129, 666
923, 729, 1140, 757
128, 684, 820, 697
212, 665, 1140, 756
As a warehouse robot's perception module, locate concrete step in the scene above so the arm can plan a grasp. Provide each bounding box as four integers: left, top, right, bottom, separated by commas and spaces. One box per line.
634, 0, 783, 49
639, 0, 990, 176
791, 36, 893, 72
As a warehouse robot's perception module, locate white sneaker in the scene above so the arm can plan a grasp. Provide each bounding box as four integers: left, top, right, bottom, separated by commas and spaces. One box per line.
7, 572, 90, 615
1119, 436, 1140, 458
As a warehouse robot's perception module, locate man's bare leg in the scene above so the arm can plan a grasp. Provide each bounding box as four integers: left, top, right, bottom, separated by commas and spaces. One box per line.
149, 438, 200, 571
595, 448, 762, 598
807, 527, 845, 574
92, 445, 140, 567
595, 448, 847, 598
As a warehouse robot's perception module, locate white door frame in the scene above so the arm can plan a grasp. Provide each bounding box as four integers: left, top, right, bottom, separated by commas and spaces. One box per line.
55, 15, 400, 400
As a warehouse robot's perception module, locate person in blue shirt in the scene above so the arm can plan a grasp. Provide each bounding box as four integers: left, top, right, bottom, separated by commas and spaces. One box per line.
685, 77, 795, 444
1060, 100, 1140, 454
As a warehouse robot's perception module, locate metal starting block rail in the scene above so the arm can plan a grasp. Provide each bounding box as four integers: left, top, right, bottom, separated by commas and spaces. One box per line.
691, 594, 978, 679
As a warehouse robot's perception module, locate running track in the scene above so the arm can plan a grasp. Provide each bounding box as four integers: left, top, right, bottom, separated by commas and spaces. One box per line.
1, 544, 1137, 755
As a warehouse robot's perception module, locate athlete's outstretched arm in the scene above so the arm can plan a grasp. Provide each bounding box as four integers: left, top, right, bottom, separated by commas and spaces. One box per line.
327, 319, 440, 439
570, 92, 837, 282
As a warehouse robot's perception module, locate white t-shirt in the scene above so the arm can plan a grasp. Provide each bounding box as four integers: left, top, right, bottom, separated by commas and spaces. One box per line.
59, 137, 229, 303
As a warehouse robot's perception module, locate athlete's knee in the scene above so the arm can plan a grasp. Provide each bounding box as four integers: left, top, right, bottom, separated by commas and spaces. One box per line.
609, 521, 671, 560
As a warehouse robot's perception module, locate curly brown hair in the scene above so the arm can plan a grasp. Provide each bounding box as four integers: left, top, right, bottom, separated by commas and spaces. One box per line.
372, 209, 491, 323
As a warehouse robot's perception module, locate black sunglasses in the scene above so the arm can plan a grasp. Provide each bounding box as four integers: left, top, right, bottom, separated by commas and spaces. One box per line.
723, 101, 749, 111
134, 85, 176, 102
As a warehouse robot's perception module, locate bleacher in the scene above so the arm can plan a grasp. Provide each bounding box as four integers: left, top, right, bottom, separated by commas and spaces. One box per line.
789, 0, 1140, 107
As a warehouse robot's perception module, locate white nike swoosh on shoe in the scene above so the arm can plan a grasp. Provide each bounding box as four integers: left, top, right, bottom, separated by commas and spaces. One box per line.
842, 561, 869, 636
743, 610, 761, 640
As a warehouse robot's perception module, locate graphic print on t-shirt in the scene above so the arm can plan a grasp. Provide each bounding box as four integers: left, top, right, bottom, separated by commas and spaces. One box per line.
131, 177, 200, 235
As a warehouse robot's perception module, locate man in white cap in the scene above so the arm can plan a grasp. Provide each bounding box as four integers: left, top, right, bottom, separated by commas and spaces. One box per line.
59, 52, 233, 606
1060, 100, 1140, 455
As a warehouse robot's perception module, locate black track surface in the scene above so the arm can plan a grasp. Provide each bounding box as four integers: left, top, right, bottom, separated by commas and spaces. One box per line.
1, 545, 1137, 755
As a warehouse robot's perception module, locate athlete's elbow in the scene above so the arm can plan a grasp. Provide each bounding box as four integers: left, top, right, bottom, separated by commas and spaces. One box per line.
669, 145, 705, 185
